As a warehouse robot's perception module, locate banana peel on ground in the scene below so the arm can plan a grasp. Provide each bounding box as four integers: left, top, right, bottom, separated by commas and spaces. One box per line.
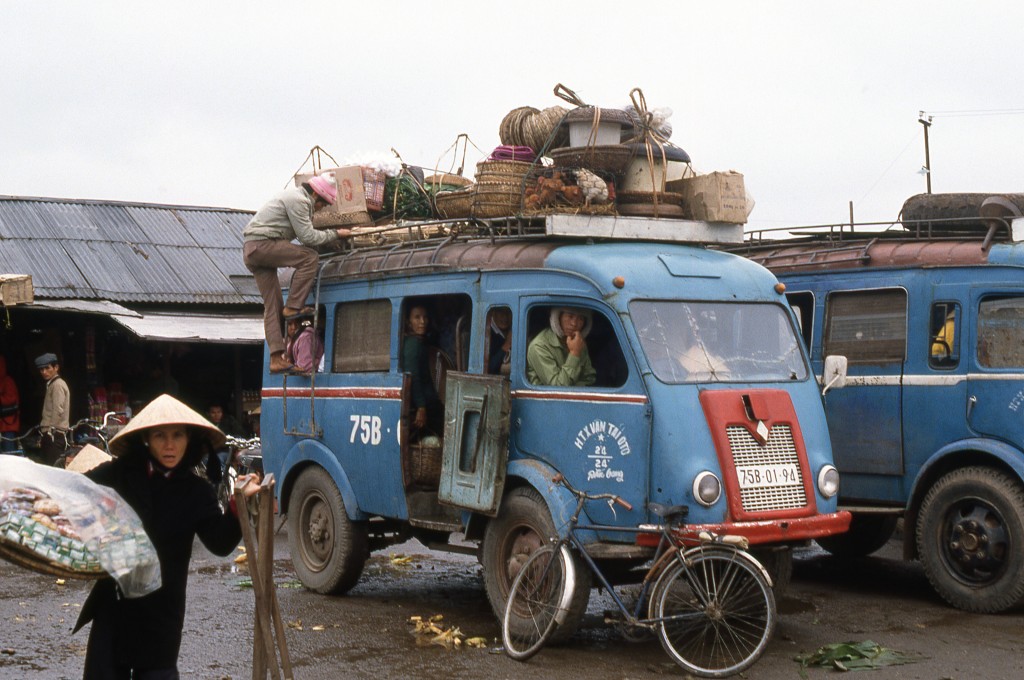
408, 614, 488, 651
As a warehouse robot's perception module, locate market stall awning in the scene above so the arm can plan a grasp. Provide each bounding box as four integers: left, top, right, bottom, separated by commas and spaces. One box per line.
110, 311, 265, 344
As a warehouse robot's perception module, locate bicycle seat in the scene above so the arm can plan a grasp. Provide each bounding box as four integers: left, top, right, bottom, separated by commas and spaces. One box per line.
648, 502, 689, 522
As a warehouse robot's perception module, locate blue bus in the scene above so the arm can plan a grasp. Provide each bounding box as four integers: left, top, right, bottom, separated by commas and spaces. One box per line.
260, 215, 849, 631
737, 194, 1024, 613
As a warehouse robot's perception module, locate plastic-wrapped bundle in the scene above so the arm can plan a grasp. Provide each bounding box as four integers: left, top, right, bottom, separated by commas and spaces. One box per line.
0, 455, 161, 598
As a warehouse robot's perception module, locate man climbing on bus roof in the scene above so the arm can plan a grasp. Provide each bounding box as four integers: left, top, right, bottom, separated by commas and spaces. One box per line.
242, 174, 353, 374
527, 307, 597, 386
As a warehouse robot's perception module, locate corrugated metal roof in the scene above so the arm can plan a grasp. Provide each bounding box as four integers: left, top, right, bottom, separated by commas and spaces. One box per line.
0, 196, 258, 304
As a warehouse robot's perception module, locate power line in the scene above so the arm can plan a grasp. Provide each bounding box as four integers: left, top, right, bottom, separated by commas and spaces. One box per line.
926, 108, 1024, 118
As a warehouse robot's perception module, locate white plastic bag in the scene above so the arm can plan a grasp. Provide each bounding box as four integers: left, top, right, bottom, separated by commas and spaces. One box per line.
0, 455, 161, 598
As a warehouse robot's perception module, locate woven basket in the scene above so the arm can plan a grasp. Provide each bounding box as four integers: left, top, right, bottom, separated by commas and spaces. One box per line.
409, 439, 443, 487
473, 181, 523, 218
550, 145, 632, 175
435, 188, 475, 219
475, 160, 537, 183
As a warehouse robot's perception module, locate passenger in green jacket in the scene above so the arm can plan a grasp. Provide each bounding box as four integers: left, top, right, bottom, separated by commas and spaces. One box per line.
527, 307, 597, 387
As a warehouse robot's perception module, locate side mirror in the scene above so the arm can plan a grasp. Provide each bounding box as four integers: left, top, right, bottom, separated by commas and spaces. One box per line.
822, 355, 848, 396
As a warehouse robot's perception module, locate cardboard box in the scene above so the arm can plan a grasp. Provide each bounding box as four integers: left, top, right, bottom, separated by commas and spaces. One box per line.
0, 274, 33, 306
295, 166, 370, 228
667, 171, 748, 224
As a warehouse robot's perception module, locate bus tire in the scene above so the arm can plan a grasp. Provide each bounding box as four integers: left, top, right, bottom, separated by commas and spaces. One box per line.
482, 486, 590, 642
288, 466, 369, 595
916, 466, 1024, 613
816, 514, 898, 558
752, 546, 793, 597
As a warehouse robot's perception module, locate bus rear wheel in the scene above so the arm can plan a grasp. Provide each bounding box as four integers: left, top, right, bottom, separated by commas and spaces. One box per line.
288, 466, 369, 595
916, 466, 1024, 613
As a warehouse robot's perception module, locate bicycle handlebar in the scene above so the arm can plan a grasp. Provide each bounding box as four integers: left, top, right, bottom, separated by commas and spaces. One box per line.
552, 473, 634, 512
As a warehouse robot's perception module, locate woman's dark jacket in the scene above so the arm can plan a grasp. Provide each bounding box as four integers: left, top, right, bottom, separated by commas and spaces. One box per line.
73, 448, 242, 668
401, 335, 439, 410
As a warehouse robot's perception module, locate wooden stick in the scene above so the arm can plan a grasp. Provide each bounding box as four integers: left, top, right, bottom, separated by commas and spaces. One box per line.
258, 480, 294, 678
236, 485, 279, 680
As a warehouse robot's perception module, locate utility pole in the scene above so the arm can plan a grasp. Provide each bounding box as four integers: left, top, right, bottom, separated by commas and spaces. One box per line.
918, 111, 933, 194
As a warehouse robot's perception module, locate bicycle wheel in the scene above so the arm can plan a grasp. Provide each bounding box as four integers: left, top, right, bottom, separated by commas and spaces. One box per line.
653, 547, 776, 677
502, 544, 576, 661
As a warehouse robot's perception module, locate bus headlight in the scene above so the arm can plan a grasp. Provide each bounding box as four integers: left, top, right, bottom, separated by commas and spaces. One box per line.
817, 465, 840, 498
692, 471, 722, 507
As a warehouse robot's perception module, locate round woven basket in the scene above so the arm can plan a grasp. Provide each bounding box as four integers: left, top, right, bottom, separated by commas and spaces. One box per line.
475, 160, 538, 187
549, 145, 632, 175
473, 181, 523, 218
435, 187, 476, 219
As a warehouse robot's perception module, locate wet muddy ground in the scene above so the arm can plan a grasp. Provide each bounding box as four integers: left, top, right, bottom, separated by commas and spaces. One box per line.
2, 528, 1023, 679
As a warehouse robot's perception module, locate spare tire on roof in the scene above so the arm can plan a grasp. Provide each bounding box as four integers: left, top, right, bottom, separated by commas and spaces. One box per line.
901, 193, 1024, 232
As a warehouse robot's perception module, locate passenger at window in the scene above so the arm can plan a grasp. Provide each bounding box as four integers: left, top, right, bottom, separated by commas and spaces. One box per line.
401, 304, 443, 431
286, 318, 325, 375
527, 307, 597, 386
487, 308, 513, 375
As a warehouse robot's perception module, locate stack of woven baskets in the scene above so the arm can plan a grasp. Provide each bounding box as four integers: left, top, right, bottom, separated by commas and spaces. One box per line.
472, 159, 537, 218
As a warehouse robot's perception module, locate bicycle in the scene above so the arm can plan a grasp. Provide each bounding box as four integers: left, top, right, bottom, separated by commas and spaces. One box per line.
214, 435, 262, 512
53, 411, 126, 468
502, 474, 776, 678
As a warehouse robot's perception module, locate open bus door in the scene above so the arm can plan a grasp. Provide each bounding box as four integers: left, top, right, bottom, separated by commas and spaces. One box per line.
438, 372, 511, 514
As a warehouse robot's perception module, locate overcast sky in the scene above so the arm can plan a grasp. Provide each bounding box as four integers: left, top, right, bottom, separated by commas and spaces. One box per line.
3, 1, 1021, 232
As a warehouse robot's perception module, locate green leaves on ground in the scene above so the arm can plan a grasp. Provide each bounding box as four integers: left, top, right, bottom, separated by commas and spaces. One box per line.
795, 640, 924, 675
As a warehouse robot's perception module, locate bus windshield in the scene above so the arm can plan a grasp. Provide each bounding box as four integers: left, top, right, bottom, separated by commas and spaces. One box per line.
631, 300, 808, 383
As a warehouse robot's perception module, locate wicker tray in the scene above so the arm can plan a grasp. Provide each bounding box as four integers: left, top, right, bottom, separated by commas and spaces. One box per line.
616, 190, 684, 206
435, 188, 475, 219
313, 210, 375, 229
424, 173, 473, 189
549, 145, 632, 175
617, 202, 687, 218
0, 538, 103, 580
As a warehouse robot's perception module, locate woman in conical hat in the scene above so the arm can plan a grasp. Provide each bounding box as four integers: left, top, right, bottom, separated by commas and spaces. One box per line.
74, 394, 260, 677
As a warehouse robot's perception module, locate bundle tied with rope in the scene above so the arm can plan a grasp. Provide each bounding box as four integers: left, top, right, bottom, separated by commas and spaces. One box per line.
620, 87, 682, 217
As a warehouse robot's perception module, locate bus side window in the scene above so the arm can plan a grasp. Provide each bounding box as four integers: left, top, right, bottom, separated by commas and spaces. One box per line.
929, 302, 959, 368
485, 306, 513, 376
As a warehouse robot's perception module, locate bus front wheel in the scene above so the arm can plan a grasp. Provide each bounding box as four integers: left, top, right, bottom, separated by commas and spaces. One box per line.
482, 486, 590, 642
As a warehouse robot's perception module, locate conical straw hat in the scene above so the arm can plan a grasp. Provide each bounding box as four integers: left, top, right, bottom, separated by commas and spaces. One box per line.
66, 443, 112, 473
108, 394, 226, 457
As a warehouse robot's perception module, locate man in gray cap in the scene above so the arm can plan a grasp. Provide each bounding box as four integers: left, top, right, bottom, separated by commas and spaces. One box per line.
35, 352, 70, 465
